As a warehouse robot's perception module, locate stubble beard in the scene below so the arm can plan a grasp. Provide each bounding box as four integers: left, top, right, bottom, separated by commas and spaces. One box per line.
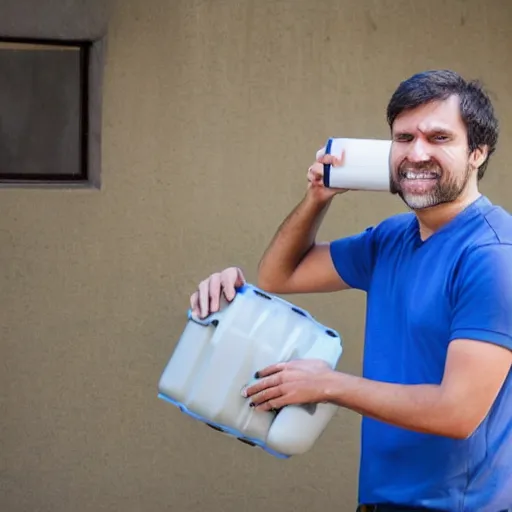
390, 161, 472, 211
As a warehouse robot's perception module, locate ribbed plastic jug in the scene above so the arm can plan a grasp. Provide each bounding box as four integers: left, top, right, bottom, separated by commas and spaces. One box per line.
158, 283, 343, 458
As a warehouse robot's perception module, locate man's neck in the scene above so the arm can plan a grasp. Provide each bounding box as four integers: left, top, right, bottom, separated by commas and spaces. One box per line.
415, 189, 481, 241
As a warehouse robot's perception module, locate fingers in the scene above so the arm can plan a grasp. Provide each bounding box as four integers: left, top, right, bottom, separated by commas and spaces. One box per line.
247, 381, 300, 412
241, 367, 311, 411
190, 266, 246, 318
190, 291, 200, 317
322, 152, 344, 167
255, 398, 285, 412
336, 149, 345, 166
220, 275, 235, 303
243, 374, 284, 410
315, 147, 345, 166
235, 267, 246, 287
308, 149, 345, 187
249, 385, 283, 408
221, 267, 245, 302
316, 146, 326, 161
198, 278, 212, 318
208, 272, 222, 313
254, 362, 286, 379
188, 276, 217, 318
308, 162, 323, 179
243, 373, 282, 397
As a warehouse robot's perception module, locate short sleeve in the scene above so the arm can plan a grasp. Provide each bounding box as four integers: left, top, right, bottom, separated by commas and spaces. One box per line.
329, 226, 377, 292
450, 243, 512, 350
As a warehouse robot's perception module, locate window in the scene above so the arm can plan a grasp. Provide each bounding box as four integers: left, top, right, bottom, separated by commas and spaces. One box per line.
0, 38, 96, 187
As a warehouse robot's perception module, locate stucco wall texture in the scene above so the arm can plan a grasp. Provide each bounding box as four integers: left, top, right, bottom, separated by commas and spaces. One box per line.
1, 1, 511, 511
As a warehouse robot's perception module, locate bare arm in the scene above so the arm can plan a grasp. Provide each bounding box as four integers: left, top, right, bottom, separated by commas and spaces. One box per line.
257, 150, 350, 294
190, 146, 350, 317
257, 194, 348, 294
248, 338, 512, 439
323, 339, 511, 438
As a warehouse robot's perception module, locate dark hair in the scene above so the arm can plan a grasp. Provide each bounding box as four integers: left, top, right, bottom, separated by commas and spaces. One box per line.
386, 70, 499, 179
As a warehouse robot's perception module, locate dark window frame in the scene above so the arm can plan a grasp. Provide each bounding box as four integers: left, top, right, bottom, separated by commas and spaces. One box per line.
0, 36, 101, 188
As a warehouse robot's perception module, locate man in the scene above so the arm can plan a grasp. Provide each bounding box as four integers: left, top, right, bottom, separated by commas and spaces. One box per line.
189, 70, 512, 512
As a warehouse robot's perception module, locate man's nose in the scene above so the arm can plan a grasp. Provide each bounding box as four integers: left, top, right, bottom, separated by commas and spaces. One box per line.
407, 139, 430, 162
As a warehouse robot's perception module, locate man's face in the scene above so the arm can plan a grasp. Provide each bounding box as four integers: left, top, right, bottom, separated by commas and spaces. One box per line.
389, 95, 475, 210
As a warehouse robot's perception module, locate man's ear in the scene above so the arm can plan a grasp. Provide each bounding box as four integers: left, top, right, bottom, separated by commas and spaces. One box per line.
469, 145, 489, 170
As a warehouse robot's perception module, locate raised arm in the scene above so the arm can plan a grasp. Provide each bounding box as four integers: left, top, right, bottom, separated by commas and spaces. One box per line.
257, 149, 349, 294
190, 146, 369, 317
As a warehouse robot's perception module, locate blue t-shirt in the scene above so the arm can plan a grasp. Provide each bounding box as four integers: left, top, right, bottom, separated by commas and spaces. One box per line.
330, 195, 512, 512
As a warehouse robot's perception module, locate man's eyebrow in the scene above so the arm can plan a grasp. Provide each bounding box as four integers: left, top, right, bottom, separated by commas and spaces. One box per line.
421, 126, 455, 135
392, 126, 455, 136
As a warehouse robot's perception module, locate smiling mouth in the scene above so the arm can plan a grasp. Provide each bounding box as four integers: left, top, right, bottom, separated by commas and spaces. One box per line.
400, 171, 439, 180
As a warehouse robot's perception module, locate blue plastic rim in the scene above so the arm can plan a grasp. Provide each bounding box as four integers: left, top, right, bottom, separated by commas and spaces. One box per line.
161, 282, 340, 459
323, 137, 334, 187
158, 392, 290, 459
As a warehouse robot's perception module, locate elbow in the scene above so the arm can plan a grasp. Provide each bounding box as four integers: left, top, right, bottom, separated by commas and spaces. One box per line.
440, 416, 482, 440
255, 272, 270, 291
445, 426, 474, 440
255, 270, 272, 292
256, 266, 290, 294
255, 264, 271, 292
256, 275, 285, 294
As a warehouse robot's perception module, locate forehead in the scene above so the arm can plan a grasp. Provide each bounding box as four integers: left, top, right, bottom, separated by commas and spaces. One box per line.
392, 95, 465, 134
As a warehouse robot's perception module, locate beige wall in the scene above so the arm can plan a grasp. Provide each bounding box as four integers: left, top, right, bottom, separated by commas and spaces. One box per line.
1, 1, 512, 511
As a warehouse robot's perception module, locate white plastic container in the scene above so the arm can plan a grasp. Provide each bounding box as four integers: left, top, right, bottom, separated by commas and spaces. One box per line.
158, 283, 343, 458
322, 137, 392, 191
